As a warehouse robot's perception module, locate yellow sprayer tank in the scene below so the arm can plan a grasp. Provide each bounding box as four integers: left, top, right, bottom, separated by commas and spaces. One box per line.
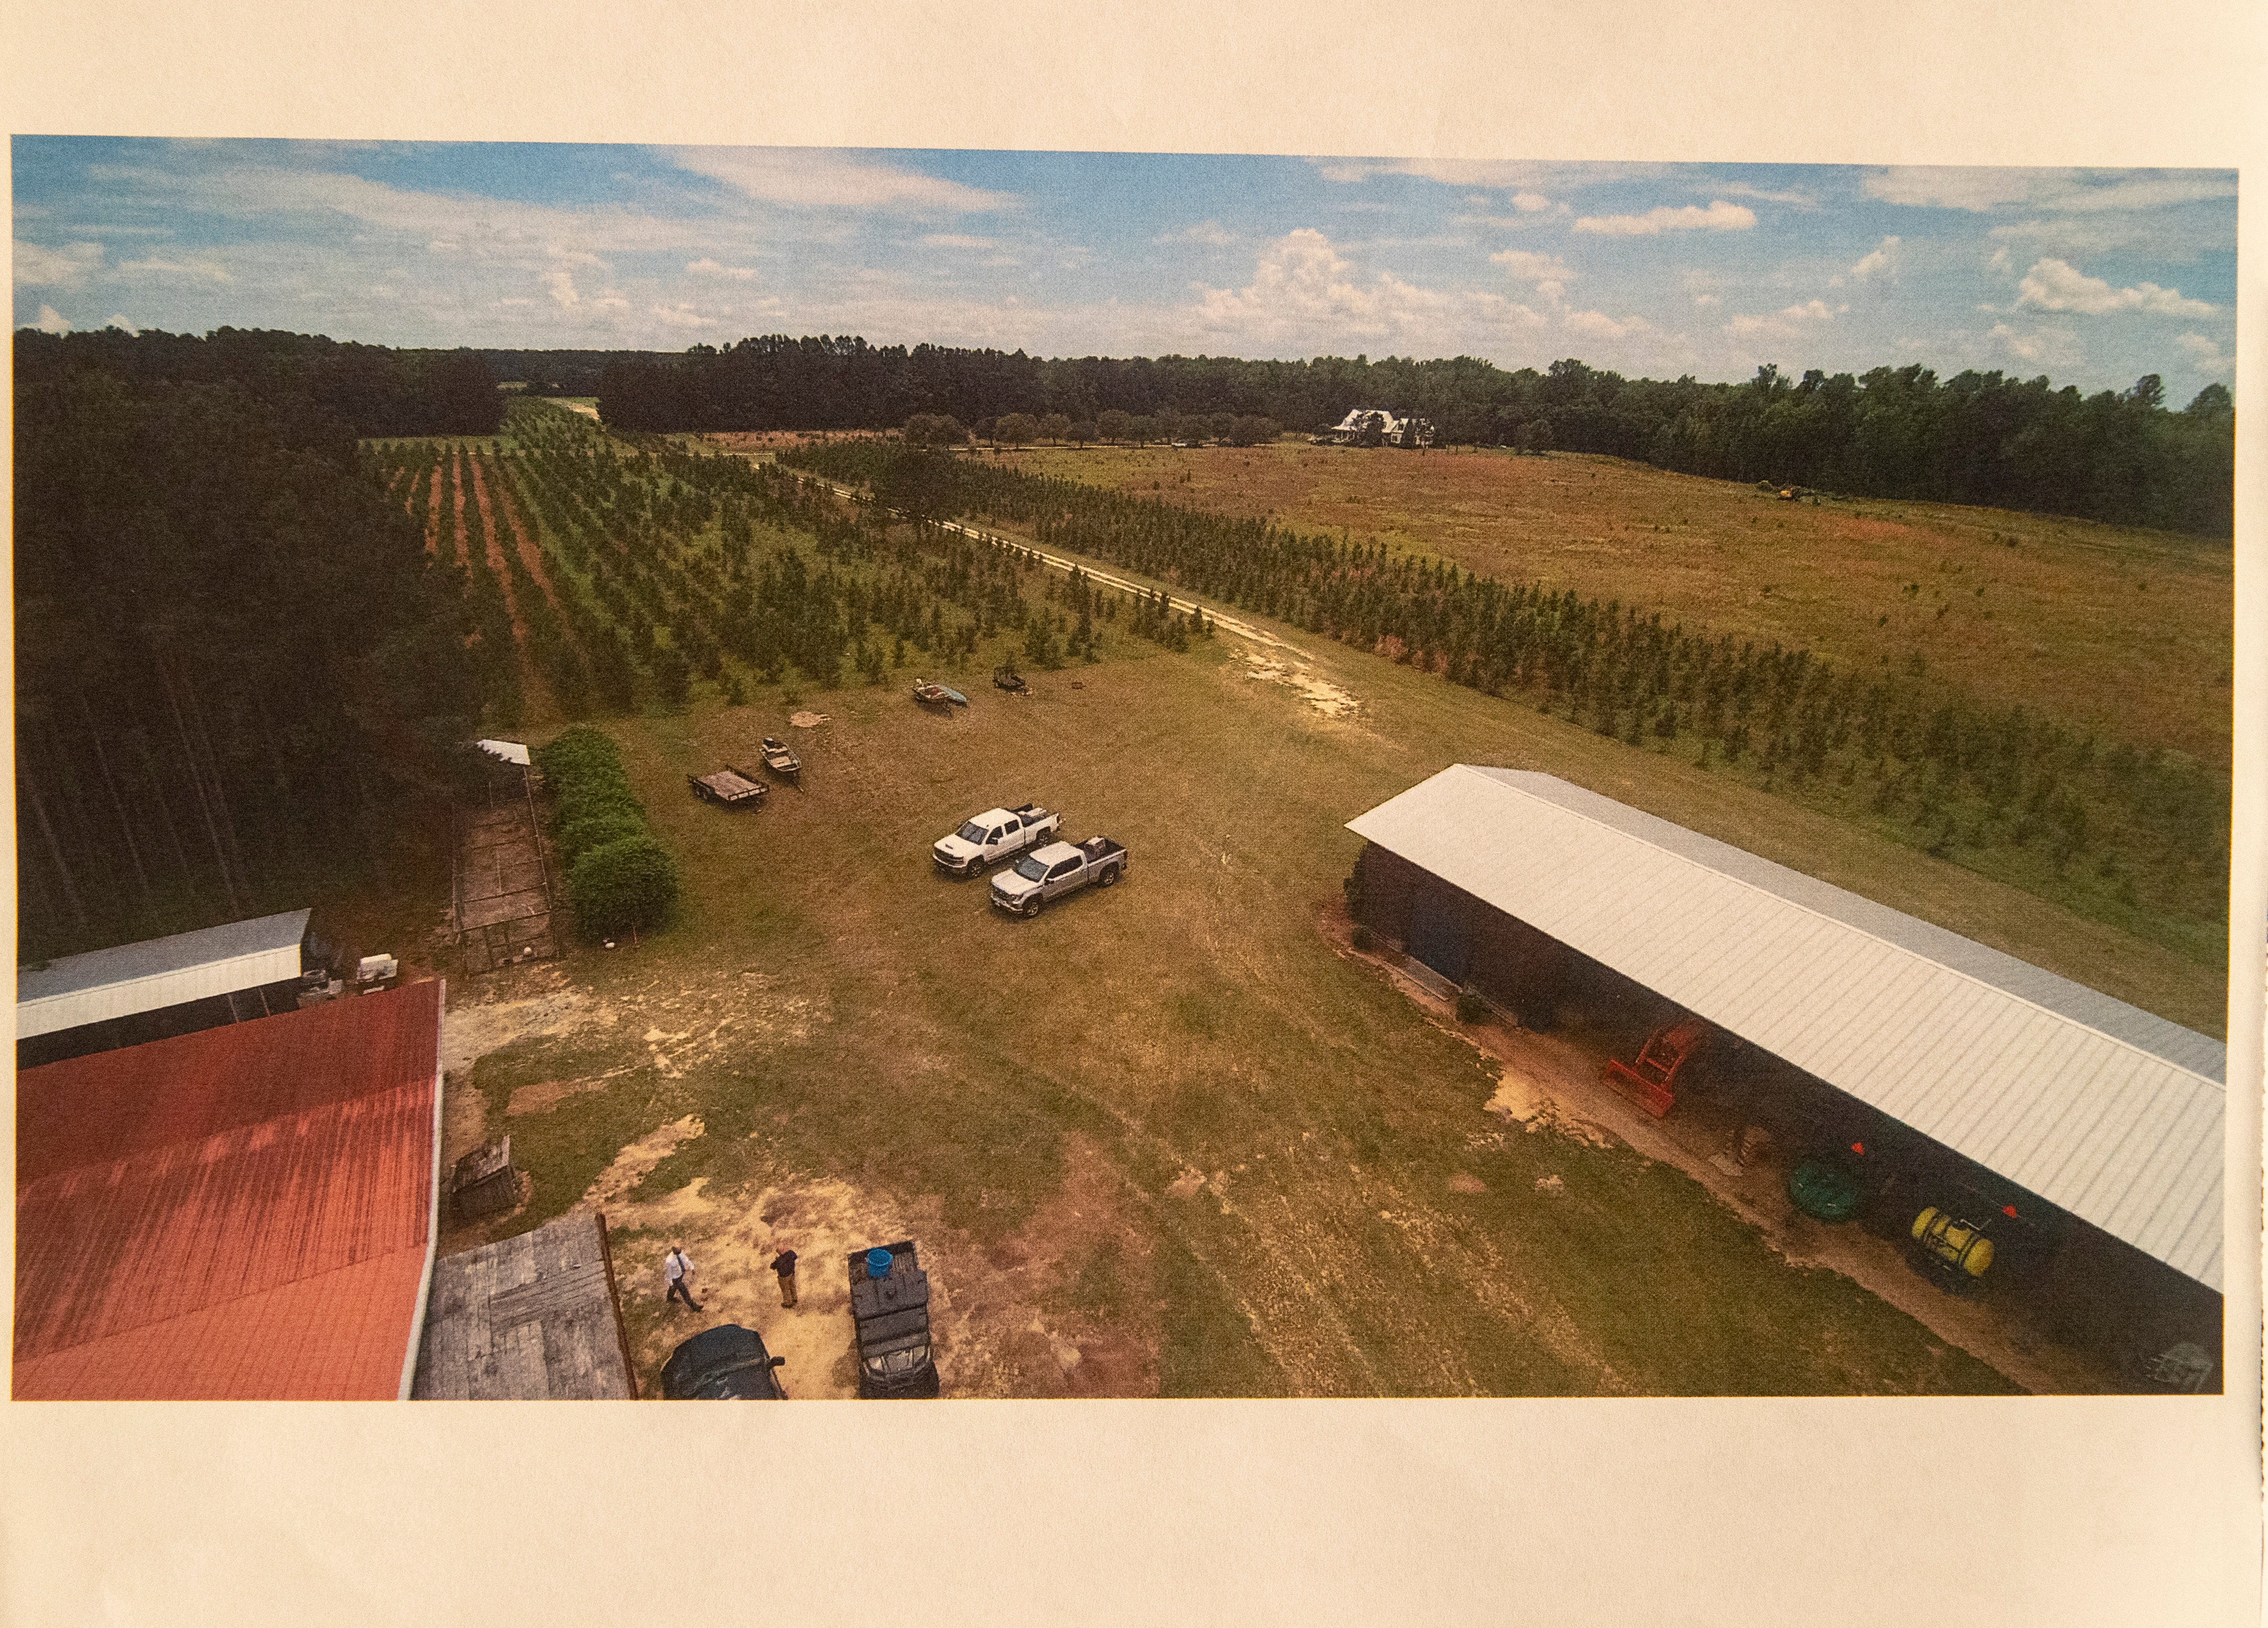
1912, 1207, 1994, 1277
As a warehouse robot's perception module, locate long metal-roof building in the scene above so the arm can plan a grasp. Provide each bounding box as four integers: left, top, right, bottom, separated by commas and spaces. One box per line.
16, 909, 311, 1061
13, 979, 444, 1400
1347, 766, 2226, 1291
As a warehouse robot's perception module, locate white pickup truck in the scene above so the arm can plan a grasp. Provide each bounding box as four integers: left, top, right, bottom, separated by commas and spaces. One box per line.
990, 837, 1129, 916
931, 803, 1062, 878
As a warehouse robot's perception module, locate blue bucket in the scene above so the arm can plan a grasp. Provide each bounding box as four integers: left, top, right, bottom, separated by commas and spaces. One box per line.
866, 1248, 895, 1280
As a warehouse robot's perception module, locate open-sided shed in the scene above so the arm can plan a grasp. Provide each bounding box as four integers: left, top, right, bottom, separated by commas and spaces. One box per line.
16, 908, 311, 1066
1348, 766, 2226, 1295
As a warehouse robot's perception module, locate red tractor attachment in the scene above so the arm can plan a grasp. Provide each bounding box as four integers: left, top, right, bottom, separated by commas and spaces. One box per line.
1601, 1018, 1711, 1119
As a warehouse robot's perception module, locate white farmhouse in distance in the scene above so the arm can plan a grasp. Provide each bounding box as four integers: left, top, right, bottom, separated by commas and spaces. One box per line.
1315, 407, 1436, 448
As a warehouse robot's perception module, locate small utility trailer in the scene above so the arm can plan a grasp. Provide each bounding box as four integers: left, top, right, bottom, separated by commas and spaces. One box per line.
689, 768, 767, 809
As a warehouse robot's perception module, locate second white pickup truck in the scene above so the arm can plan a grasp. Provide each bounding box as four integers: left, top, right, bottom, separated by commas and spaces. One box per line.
932, 803, 1061, 877
989, 837, 1129, 916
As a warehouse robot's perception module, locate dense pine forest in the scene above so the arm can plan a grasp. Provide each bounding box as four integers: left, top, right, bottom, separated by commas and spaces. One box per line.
23, 326, 503, 437
591, 336, 2233, 537
14, 330, 489, 960
784, 440, 2230, 966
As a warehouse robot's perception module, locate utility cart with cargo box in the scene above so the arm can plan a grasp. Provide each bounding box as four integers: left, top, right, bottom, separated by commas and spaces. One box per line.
846, 1240, 940, 1398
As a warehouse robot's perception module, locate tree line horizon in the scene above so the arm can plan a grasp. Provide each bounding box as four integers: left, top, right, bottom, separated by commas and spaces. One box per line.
587, 333, 2234, 539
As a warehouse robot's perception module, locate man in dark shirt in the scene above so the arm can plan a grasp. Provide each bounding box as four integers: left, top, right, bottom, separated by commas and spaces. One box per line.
770, 1246, 799, 1308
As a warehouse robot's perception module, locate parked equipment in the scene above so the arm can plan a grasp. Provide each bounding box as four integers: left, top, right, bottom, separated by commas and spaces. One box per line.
912, 680, 970, 708
759, 736, 802, 785
1601, 1018, 1710, 1119
993, 666, 1029, 694
1786, 1158, 1864, 1222
846, 1238, 940, 1398
1911, 1206, 1995, 1281
689, 768, 767, 808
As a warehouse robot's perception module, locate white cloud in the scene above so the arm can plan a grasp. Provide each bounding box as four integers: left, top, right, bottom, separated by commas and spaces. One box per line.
1863, 168, 2038, 212
1725, 298, 1846, 335
102, 313, 138, 335
1865, 167, 2235, 214
1511, 191, 1552, 213
428, 239, 460, 254
1574, 200, 1754, 237
1490, 248, 1571, 303
1846, 235, 1900, 280
542, 270, 579, 308
1692, 293, 1720, 307
2176, 332, 2232, 376
1987, 322, 2084, 368
650, 303, 715, 330
686, 256, 758, 280
115, 256, 232, 283
667, 148, 1014, 213
1564, 309, 1656, 341
36, 304, 70, 333
1717, 182, 1816, 208
15, 239, 104, 289
2014, 257, 2214, 316
1154, 221, 1237, 246
1187, 228, 1546, 349
921, 234, 997, 250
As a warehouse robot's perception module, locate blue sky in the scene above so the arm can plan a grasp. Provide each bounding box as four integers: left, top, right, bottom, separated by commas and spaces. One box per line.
12, 140, 2238, 398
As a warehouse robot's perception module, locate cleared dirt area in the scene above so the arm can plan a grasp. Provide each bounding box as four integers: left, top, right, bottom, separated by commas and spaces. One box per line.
990, 441, 2233, 771
420, 598, 2222, 1396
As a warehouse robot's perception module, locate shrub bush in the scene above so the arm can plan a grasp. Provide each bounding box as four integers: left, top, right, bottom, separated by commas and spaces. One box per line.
1456, 985, 1490, 1024
569, 835, 680, 939
556, 809, 648, 867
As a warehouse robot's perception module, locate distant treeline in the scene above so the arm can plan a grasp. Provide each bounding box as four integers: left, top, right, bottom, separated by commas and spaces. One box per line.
597, 336, 2234, 537
14, 330, 486, 959
18, 326, 503, 437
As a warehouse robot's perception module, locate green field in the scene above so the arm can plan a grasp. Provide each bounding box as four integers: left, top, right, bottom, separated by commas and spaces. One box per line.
401, 410, 2223, 1396
445, 605, 2223, 1395
986, 439, 2234, 772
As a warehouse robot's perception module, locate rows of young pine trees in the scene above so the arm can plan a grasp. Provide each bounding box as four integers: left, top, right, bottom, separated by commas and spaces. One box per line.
367, 401, 1203, 731
782, 440, 2228, 963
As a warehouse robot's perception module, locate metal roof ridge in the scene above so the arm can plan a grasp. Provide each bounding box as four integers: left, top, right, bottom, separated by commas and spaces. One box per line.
1447, 764, 2226, 1094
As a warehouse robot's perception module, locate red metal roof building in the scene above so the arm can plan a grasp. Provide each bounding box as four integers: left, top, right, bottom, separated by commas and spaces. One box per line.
14, 979, 443, 1400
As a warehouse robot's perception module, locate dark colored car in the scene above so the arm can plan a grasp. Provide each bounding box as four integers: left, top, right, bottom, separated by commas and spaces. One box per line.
847, 1240, 941, 1398
660, 1324, 789, 1400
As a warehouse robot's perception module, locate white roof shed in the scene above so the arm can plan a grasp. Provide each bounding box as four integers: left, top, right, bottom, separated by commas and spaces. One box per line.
1348, 767, 2227, 1290
16, 909, 312, 1040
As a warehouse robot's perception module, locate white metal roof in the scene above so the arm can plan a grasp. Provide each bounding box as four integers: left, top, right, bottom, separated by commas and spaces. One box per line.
16, 909, 311, 1039
474, 738, 531, 767
1348, 767, 2226, 1290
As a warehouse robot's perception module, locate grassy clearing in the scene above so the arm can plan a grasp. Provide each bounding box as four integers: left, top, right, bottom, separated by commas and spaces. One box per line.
444, 602, 2204, 1393
989, 441, 2233, 772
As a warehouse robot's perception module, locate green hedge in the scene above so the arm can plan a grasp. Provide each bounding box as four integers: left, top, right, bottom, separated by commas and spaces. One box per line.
536, 726, 680, 941
569, 835, 680, 939
556, 809, 648, 868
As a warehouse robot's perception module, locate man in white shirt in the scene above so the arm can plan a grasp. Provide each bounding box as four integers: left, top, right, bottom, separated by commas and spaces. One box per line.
662, 1244, 702, 1312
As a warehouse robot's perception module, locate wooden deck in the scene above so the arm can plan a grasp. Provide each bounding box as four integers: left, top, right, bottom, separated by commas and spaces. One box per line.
411, 1210, 637, 1400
